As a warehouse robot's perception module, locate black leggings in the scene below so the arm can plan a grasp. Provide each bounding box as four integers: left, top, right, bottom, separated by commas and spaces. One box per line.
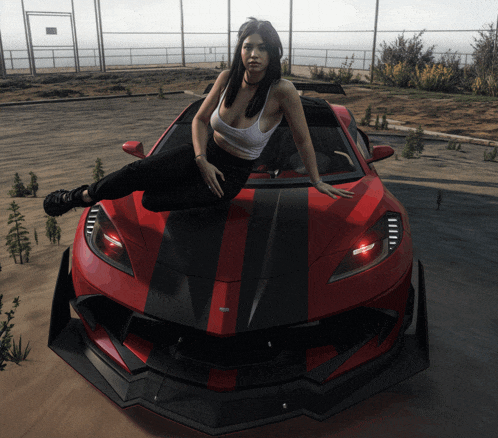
87, 136, 256, 212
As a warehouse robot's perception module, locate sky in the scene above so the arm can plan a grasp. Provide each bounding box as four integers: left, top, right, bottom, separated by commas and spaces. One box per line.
1, 0, 497, 64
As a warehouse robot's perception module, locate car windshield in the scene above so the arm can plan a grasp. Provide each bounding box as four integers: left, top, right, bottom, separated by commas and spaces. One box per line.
152, 96, 364, 186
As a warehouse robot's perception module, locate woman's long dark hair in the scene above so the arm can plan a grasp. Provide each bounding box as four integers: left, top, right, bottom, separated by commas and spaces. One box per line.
224, 18, 283, 118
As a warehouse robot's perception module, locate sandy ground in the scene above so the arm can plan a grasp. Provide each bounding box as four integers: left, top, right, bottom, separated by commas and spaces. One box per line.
0, 70, 497, 437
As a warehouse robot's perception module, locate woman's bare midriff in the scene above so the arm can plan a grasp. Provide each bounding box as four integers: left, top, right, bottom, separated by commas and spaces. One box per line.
212, 131, 255, 161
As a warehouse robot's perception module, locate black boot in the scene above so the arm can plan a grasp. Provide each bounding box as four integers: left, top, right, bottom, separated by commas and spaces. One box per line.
43, 185, 95, 217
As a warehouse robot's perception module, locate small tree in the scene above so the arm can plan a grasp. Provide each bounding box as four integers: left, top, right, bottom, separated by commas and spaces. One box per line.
381, 114, 389, 130
8, 173, 30, 198
360, 105, 372, 126
402, 126, 425, 158
34, 228, 38, 245
27, 171, 39, 197
1, 296, 31, 371
5, 201, 31, 264
93, 157, 105, 182
45, 217, 62, 245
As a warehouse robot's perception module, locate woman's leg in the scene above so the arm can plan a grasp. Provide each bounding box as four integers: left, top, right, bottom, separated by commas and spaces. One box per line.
44, 143, 199, 217
44, 138, 255, 216
87, 142, 199, 202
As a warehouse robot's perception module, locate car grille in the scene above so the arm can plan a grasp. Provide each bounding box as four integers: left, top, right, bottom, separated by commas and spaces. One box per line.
72, 294, 400, 387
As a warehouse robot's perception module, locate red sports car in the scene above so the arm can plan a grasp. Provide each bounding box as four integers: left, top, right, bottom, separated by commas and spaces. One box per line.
48, 83, 429, 435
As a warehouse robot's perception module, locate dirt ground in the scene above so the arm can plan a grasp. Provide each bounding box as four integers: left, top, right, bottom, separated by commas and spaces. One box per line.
0, 69, 497, 437
1, 67, 498, 142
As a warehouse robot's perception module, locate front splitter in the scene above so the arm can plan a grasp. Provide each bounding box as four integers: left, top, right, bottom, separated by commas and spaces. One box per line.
49, 248, 429, 435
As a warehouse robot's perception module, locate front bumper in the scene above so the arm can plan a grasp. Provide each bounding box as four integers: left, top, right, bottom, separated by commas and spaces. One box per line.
49, 247, 429, 435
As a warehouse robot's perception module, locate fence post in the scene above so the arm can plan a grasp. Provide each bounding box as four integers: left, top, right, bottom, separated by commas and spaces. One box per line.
21, 0, 36, 75
180, 0, 185, 67
0, 29, 6, 77
130, 48, 133, 66
94, 0, 106, 72
227, 0, 231, 68
370, 0, 379, 83
288, 0, 293, 75
70, 0, 80, 73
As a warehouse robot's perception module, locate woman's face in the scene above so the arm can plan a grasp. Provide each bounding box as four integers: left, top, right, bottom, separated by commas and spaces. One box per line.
241, 33, 270, 75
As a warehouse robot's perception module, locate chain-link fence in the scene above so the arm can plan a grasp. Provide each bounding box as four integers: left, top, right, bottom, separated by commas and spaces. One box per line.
0, 0, 491, 78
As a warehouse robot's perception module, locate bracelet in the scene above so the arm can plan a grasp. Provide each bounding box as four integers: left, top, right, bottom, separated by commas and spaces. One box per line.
311, 179, 323, 187
194, 154, 207, 161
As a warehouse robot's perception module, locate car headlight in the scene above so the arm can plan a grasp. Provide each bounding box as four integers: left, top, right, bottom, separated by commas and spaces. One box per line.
328, 212, 402, 283
85, 205, 134, 276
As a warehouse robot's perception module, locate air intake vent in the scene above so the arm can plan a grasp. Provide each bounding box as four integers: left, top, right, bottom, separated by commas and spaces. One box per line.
387, 214, 401, 251
85, 205, 100, 238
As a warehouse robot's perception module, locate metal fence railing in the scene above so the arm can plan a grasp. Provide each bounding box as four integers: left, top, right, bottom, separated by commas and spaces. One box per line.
0, 45, 474, 76
1, 0, 495, 78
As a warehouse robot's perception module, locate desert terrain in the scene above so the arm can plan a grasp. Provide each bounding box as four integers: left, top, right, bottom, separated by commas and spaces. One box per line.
0, 68, 497, 437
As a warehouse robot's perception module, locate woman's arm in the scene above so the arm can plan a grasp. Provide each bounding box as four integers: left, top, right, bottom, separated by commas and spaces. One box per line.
277, 80, 354, 199
192, 70, 229, 158
191, 70, 230, 198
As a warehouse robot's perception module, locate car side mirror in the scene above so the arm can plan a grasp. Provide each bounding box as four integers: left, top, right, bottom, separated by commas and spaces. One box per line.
122, 141, 145, 159
366, 145, 395, 164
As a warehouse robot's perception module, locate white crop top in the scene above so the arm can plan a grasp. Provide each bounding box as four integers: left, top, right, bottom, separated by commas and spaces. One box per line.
210, 83, 282, 160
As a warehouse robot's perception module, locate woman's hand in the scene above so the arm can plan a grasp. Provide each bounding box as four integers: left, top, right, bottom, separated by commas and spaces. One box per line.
196, 158, 225, 198
314, 182, 354, 199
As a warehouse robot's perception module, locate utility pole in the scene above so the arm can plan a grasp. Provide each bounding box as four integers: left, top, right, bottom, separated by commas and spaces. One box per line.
227, 0, 231, 68
370, 0, 380, 83
288, 0, 293, 75
180, 0, 185, 66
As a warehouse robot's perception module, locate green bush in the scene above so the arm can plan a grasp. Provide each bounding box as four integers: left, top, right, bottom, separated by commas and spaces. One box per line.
378, 32, 435, 69
0, 296, 31, 371
484, 146, 498, 161
472, 23, 498, 79
402, 126, 424, 158
413, 63, 461, 92
376, 61, 413, 88
309, 64, 326, 81
309, 56, 358, 85
446, 139, 462, 150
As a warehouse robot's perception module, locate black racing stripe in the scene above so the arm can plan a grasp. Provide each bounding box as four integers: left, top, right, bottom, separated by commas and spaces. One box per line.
236, 188, 309, 332
145, 204, 231, 330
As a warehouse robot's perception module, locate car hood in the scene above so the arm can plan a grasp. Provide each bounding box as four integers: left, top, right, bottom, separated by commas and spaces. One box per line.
136, 176, 386, 280
120, 176, 390, 332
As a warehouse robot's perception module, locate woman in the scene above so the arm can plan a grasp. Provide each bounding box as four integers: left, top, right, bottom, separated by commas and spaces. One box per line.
43, 18, 353, 217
